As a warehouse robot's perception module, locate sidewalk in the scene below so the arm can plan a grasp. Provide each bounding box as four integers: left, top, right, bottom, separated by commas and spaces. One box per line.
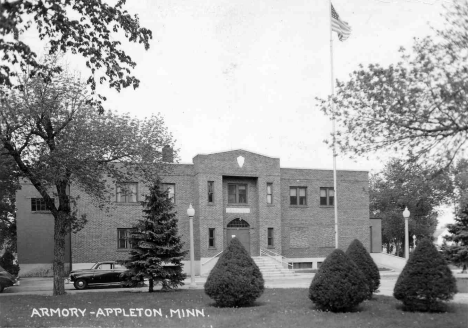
2, 273, 468, 304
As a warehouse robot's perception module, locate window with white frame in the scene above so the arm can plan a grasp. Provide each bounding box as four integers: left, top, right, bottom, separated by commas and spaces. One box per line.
267, 183, 273, 204
116, 183, 138, 203
320, 187, 334, 206
208, 181, 214, 203
228, 184, 247, 204
290, 187, 307, 205
162, 183, 175, 203
209, 228, 215, 248
117, 228, 134, 249
31, 198, 54, 211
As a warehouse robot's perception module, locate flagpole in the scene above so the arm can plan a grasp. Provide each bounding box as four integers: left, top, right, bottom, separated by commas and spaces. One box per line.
330, 0, 339, 249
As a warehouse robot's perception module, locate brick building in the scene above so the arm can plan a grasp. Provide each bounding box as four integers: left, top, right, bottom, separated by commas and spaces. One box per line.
16, 149, 381, 276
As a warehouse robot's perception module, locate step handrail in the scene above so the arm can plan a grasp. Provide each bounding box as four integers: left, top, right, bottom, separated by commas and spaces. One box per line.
260, 248, 294, 270
201, 250, 224, 266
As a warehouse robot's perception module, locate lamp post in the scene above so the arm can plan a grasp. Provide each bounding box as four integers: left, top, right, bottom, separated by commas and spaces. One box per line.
403, 207, 410, 260
187, 203, 196, 288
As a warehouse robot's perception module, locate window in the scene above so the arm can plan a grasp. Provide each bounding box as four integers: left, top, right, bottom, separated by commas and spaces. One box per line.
228, 184, 247, 204
31, 198, 53, 211
116, 183, 137, 203
162, 183, 175, 203
96, 263, 112, 270
267, 183, 273, 204
117, 228, 134, 249
320, 187, 334, 206
267, 228, 274, 247
209, 228, 215, 248
208, 181, 214, 203
290, 187, 307, 205
291, 262, 312, 269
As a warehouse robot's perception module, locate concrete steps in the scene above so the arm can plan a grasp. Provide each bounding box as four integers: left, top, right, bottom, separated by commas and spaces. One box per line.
252, 256, 297, 278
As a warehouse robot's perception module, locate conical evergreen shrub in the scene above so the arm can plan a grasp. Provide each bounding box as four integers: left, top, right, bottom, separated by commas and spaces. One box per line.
309, 249, 369, 312
393, 238, 457, 311
205, 238, 264, 307
346, 239, 380, 298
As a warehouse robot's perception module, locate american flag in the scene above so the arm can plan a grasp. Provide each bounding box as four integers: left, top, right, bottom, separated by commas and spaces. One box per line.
331, 4, 351, 42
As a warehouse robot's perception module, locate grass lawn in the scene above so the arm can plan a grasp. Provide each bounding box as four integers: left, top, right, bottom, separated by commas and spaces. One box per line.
0, 289, 466, 328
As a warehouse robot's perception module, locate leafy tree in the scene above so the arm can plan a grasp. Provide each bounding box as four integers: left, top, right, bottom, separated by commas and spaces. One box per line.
0, 147, 19, 255
345, 239, 380, 299
122, 181, 187, 292
309, 249, 369, 312
318, 0, 468, 168
394, 238, 457, 312
1, 0, 152, 112
370, 159, 453, 256
205, 238, 264, 307
0, 57, 176, 295
442, 158, 468, 273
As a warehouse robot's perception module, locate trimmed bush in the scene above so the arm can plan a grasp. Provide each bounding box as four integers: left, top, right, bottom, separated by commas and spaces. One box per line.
0, 250, 19, 276
346, 239, 380, 298
309, 249, 369, 312
205, 238, 264, 307
393, 238, 457, 312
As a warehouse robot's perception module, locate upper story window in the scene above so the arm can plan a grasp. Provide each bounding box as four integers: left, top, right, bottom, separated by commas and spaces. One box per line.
116, 182, 138, 203
267, 183, 273, 204
290, 187, 307, 205
31, 198, 53, 211
320, 187, 334, 206
228, 184, 247, 204
208, 181, 214, 203
162, 183, 175, 203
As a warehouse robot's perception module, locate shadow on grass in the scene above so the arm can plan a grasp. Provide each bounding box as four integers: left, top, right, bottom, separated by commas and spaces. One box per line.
395, 301, 459, 313
206, 300, 268, 309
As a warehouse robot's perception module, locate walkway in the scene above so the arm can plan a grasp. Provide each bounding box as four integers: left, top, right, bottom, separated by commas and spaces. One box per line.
2, 272, 468, 304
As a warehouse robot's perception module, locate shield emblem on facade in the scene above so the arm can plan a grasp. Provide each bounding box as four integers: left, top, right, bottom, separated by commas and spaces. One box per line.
237, 156, 245, 168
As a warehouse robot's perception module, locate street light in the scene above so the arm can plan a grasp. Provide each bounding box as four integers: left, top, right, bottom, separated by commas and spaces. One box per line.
403, 207, 410, 260
187, 203, 196, 288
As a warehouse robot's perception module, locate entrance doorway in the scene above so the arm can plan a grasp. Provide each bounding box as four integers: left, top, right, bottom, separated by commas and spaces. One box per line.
226, 219, 250, 254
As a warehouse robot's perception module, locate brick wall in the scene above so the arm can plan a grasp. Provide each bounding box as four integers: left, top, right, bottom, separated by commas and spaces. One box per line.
16, 183, 71, 265
17, 150, 371, 269
72, 164, 196, 263
280, 168, 370, 258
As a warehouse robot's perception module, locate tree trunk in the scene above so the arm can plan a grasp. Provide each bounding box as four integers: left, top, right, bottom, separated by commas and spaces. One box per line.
462, 264, 467, 274
149, 278, 154, 293
53, 212, 68, 295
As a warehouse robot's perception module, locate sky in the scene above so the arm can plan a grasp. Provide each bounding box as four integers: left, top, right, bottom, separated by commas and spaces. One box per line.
93, 0, 448, 170
19, 0, 455, 226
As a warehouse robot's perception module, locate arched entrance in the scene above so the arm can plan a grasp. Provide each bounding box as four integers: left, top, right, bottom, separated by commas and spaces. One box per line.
226, 219, 250, 254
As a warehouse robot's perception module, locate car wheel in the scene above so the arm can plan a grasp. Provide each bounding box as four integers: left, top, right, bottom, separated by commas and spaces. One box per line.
0, 284, 4, 293
74, 279, 88, 290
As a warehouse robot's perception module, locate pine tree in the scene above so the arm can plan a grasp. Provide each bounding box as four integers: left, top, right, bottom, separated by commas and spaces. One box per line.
442, 159, 468, 273
394, 238, 457, 312
345, 239, 380, 299
123, 180, 188, 292
205, 238, 264, 307
442, 204, 468, 273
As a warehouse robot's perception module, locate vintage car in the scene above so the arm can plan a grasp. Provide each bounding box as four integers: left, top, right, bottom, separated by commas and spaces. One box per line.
0, 265, 18, 293
68, 261, 136, 290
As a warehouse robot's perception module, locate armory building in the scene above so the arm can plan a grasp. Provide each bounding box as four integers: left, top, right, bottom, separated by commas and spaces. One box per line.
16, 149, 382, 276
